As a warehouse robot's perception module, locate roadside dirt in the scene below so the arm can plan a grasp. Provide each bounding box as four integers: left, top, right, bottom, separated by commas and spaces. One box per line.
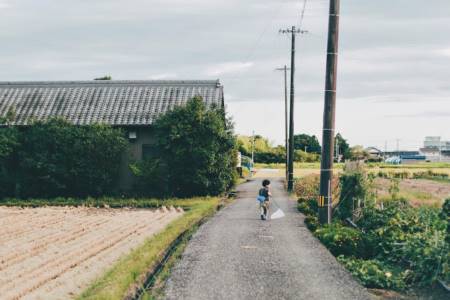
0, 206, 183, 300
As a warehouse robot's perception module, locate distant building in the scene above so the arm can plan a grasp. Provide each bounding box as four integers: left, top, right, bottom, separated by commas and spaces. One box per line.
0, 80, 224, 191
420, 136, 450, 162
366, 147, 383, 160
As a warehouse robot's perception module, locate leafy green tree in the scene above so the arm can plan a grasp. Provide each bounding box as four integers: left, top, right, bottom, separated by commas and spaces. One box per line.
133, 97, 237, 197
293, 134, 321, 154
18, 119, 127, 198
237, 135, 273, 156
335, 133, 351, 160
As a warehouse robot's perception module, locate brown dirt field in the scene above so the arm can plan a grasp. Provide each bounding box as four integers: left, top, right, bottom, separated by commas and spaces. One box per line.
0, 206, 183, 300
374, 178, 450, 206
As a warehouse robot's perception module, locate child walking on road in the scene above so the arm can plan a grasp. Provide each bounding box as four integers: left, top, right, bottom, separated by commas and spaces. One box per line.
258, 179, 272, 220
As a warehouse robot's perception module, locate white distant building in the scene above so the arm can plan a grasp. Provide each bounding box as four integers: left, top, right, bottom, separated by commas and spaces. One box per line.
420, 136, 450, 162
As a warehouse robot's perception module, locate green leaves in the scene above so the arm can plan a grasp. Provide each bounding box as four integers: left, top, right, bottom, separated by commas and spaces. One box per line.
132, 97, 237, 198
338, 257, 407, 290
2, 118, 127, 198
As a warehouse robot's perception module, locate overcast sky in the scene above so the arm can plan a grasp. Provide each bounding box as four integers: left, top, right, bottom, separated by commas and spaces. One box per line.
1, 0, 449, 150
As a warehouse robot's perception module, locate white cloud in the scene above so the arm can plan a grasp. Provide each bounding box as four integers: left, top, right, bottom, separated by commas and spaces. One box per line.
435, 47, 450, 57
0, 0, 10, 9
205, 62, 254, 76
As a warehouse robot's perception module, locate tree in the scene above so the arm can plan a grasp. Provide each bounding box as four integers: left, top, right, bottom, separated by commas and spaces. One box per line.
293, 134, 321, 153
132, 97, 237, 197
335, 133, 351, 160
350, 145, 370, 161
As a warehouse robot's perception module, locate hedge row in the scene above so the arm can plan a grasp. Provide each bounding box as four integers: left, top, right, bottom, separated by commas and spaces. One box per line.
0, 119, 127, 199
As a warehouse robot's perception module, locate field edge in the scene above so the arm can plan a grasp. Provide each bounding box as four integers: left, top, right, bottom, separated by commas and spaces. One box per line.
76, 197, 221, 300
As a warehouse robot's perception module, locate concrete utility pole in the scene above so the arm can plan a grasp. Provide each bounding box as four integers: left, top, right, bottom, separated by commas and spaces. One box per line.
251, 130, 255, 165
319, 0, 341, 224
280, 26, 307, 192
275, 66, 291, 181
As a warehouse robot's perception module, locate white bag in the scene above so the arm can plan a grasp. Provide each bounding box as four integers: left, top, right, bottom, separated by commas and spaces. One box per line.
271, 208, 285, 219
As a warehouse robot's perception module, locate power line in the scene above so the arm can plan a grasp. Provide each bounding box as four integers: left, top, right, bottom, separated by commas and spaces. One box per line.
298, 0, 308, 30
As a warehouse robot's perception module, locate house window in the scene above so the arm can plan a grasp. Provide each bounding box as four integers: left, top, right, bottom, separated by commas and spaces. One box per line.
128, 131, 137, 140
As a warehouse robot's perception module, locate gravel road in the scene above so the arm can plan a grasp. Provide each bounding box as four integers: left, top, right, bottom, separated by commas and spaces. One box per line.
164, 177, 374, 300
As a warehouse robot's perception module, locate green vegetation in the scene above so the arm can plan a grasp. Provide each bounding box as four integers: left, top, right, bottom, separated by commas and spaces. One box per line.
0, 196, 191, 209
335, 133, 351, 160
0, 118, 127, 198
296, 164, 450, 292
293, 133, 321, 153
0, 123, 19, 196
238, 134, 320, 164
374, 169, 449, 182
130, 97, 237, 198
78, 197, 220, 300
139, 222, 198, 300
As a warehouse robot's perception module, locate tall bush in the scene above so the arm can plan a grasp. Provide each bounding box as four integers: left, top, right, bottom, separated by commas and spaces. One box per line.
132, 97, 237, 198
335, 162, 373, 221
17, 119, 127, 198
0, 126, 20, 197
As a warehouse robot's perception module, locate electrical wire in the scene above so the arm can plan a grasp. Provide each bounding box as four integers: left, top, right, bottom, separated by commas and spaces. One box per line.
298, 0, 308, 30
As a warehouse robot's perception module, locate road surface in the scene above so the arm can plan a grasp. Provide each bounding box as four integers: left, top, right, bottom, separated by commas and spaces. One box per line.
164, 176, 374, 300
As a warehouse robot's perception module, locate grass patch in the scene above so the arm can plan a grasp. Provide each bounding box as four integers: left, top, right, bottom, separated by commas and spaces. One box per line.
0, 197, 208, 210
139, 223, 199, 300
77, 197, 220, 300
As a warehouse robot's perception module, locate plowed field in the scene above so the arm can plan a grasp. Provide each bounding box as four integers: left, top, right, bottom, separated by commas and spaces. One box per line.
0, 206, 183, 300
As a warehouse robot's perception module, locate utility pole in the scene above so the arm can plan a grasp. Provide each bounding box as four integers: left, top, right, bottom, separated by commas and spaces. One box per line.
251, 130, 255, 165
280, 26, 307, 192
396, 139, 400, 156
275, 66, 291, 181
319, 0, 341, 224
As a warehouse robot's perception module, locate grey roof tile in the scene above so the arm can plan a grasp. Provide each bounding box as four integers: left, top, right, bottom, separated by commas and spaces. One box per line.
0, 80, 224, 126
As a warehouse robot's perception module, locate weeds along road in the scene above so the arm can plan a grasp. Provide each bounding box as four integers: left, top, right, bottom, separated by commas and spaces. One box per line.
164, 174, 374, 300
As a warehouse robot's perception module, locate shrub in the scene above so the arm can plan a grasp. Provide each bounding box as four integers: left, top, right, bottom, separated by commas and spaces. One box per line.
304, 215, 319, 232
315, 223, 365, 257
132, 97, 237, 198
298, 198, 319, 215
0, 126, 20, 197
335, 163, 373, 221
295, 174, 339, 202
293, 150, 320, 163
338, 257, 407, 291
17, 119, 127, 198
295, 174, 320, 200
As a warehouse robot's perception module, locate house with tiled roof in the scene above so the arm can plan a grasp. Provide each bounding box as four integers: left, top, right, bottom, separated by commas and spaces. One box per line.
0, 80, 224, 190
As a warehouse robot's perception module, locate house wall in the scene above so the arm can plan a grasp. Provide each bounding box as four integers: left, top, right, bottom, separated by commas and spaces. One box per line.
118, 126, 155, 192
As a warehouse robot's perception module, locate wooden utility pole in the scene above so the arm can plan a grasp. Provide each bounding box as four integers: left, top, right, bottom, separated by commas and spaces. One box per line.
275, 65, 291, 181
280, 26, 307, 192
319, 0, 341, 224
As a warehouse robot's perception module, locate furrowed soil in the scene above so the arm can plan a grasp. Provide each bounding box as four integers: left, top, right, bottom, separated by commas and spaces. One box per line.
0, 206, 183, 300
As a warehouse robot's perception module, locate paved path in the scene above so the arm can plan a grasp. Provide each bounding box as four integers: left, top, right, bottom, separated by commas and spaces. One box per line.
164, 177, 374, 300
